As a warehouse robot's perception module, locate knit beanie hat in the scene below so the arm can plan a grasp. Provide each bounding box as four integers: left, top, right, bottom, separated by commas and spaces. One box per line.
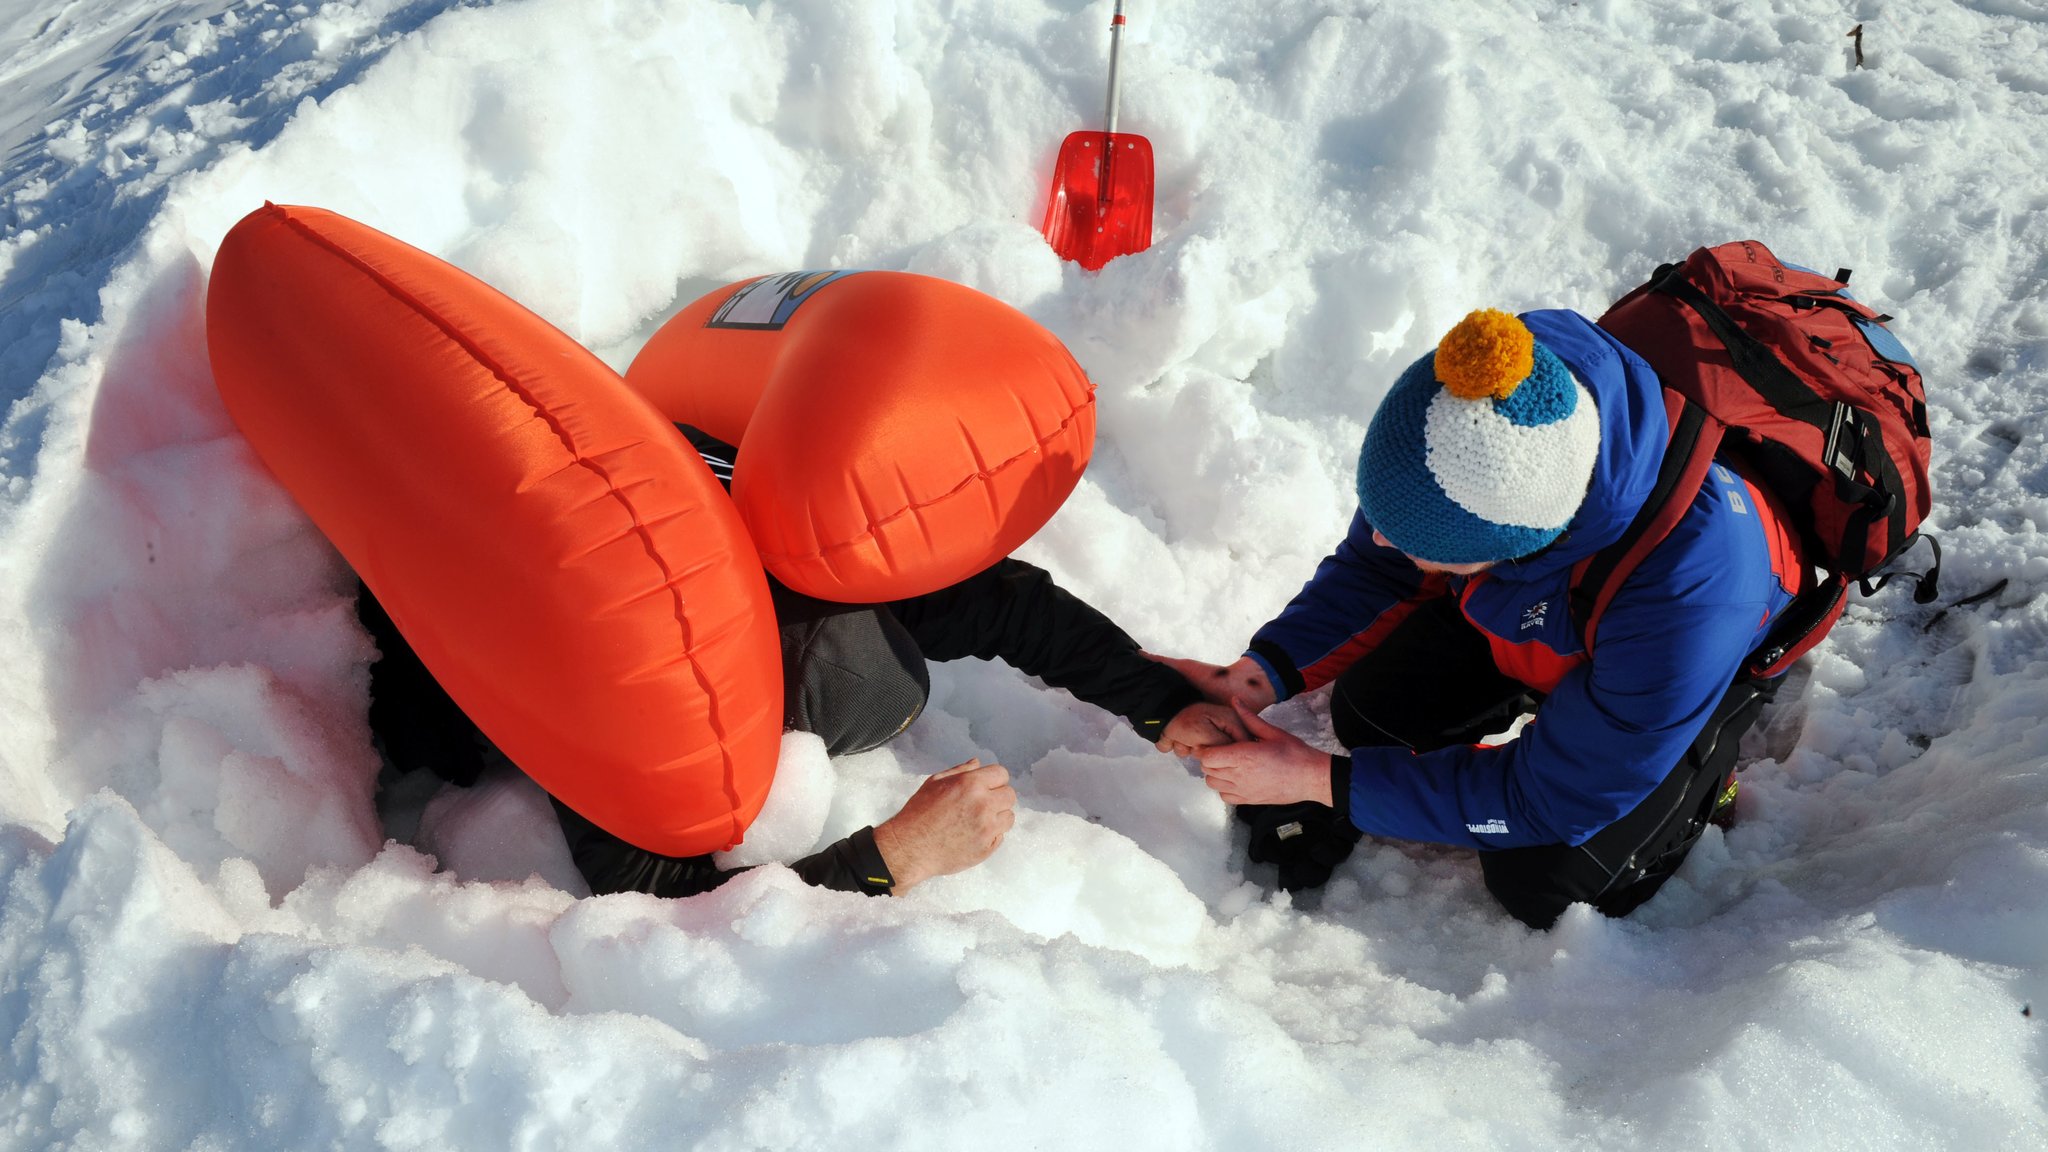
1356, 309, 1600, 565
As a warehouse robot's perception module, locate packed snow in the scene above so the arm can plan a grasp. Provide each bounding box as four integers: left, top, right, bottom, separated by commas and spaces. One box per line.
3, 0, 2046, 1147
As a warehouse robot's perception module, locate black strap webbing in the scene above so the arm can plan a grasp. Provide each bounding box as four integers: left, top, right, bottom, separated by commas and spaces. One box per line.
1651, 270, 1835, 432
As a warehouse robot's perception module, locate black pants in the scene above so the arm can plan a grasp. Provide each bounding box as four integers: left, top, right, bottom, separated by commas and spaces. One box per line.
362, 584, 931, 896
1328, 596, 1776, 929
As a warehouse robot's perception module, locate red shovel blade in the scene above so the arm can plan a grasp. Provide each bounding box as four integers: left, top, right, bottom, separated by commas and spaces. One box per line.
1041, 130, 1154, 271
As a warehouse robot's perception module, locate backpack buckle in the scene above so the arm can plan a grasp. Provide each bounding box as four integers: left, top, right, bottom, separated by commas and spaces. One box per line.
1823, 402, 1857, 480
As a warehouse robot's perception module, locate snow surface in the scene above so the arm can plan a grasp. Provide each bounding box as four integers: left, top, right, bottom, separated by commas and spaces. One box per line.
3, 0, 2047, 1147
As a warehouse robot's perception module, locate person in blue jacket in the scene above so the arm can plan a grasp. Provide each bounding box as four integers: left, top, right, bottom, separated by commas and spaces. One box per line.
1157, 307, 1805, 928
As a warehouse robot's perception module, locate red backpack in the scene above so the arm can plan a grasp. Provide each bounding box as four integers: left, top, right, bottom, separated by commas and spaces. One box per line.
1576, 240, 1937, 677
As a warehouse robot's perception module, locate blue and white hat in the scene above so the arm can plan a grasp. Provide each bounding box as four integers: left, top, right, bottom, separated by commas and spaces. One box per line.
1356, 309, 1601, 565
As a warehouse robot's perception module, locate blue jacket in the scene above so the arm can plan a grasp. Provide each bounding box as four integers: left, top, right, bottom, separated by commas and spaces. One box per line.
1246, 310, 1801, 850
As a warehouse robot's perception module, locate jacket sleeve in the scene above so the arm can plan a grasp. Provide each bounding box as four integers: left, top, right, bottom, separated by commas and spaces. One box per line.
555, 795, 895, 898
1340, 576, 1768, 850
887, 559, 1201, 742
1246, 510, 1449, 700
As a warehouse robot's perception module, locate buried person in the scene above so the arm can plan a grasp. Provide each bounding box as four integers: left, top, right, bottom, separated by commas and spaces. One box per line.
363, 424, 1227, 900
1156, 308, 1813, 928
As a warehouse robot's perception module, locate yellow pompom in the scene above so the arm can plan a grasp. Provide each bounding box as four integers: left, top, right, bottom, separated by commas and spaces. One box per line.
1435, 309, 1534, 401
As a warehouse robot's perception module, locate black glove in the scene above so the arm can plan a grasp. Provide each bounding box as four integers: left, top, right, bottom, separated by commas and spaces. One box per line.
1236, 801, 1362, 892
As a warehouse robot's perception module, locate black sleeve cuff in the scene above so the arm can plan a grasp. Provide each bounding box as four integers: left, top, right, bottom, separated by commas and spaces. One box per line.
844, 826, 896, 896
1329, 755, 1353, 825
1129, 677, 1205, 743
787, 826, 896, 896
1248, 639, 1307, 700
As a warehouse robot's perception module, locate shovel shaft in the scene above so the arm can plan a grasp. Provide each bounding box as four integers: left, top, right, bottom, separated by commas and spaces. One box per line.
1104, 0, 1126, 135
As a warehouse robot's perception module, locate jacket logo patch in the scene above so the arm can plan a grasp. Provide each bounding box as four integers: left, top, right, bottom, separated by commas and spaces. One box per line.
1467, 819, 1510, 835
1520, 600, 1549, 632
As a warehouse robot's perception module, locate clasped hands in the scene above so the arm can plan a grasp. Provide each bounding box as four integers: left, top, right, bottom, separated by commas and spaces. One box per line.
1147, 654, 1332, 808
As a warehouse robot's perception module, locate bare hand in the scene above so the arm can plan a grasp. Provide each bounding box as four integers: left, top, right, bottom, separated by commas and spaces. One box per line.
871, 758, 1016, 894
1155, 701, 1252, 756
1143, 652, 1279, 712
1193, 701, 1333, 807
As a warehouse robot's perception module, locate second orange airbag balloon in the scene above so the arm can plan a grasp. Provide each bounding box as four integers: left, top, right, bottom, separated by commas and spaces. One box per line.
625, 271, 1097, 603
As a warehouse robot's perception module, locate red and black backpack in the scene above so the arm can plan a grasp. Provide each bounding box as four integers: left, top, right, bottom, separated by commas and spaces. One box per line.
1573, 240, 1937, 678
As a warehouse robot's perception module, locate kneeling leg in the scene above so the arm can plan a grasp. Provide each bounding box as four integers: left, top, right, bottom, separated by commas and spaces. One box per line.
1479, 676, 1779, 929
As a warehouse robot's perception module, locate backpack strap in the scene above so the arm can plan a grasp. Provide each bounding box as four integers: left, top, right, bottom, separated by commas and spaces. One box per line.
1569, 394, 1842, 678
1571, 391, 1725, 654
1567, 386, 1877, 678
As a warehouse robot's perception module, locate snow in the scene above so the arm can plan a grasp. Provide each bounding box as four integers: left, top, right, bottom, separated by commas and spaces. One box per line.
2, 0, 2045, 1147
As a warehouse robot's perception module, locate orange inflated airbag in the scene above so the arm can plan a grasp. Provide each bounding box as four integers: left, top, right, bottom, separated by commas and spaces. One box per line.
206, 203, 781, 856
626, 271, 1096, 602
